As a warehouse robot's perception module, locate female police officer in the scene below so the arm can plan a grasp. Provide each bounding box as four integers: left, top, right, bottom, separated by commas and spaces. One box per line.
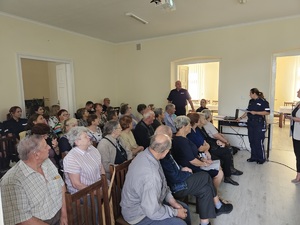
238, 88, 270, 164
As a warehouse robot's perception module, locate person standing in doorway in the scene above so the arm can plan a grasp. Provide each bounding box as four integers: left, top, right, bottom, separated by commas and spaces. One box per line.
238, 88, 270, 164
167, 80, 195, 116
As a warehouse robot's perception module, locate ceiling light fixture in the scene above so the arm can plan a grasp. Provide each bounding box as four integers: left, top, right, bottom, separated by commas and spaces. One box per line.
125, 12, 148, 24
239, 0, 247, 4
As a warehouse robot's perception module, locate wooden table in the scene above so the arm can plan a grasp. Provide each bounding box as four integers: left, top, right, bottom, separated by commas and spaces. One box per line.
278, 106, 292, 128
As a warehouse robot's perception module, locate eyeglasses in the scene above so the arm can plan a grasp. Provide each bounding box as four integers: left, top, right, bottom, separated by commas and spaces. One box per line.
62, 113, 70, 116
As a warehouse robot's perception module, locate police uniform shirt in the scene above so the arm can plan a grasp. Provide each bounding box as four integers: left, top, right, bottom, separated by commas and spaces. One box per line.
167, 88, 191, 107
3, 118, 28, 138
246, 98, 270, 120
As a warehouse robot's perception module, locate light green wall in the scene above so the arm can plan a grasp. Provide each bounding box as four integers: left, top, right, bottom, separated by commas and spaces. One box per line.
1, 13, 300, 120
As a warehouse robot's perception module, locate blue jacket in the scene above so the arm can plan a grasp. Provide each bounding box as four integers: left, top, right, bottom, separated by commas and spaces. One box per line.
160, 153, 192, 193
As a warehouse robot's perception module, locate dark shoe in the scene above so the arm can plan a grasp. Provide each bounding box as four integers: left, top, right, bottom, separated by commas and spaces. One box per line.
216, 201, 233, 216
257, 160, 266, 164
231, 168, 243, 176
247, 158, 256, 162
224, 177, 239, 186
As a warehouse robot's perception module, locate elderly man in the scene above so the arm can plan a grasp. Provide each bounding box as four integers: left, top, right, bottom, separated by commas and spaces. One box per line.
102, 97, 111, 112
133, 109, 155, 149
121, 134, 191, 225
0, 135, 67, 225
167, 80, 195, 116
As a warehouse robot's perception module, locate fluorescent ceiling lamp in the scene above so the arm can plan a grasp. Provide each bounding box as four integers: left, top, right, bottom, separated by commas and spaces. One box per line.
125, 13, 148, 24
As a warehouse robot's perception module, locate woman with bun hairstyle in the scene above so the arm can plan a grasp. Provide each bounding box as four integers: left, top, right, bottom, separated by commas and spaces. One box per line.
237, 88, 270, 164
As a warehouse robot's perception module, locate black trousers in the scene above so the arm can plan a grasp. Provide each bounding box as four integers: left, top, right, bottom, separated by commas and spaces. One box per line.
175, 106, 186, 116
173, 171, 216, 219
293, 138, 300, 172
209, 147, 233, 177
247, 120, 266, 161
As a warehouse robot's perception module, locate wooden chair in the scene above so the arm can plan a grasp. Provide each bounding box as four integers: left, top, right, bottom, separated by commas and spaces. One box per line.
65, 174, 111, 225
0, 137, 18, 171
109, 160, 132, 225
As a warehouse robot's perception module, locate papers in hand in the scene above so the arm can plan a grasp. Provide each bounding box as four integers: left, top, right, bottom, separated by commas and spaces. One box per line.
200, 160, 220, 171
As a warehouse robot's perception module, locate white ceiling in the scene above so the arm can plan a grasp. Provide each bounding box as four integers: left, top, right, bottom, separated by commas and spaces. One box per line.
1, 0, 300, 43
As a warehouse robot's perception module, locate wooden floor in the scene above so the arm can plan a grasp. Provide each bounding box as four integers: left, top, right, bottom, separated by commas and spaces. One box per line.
190, 119, 299, 225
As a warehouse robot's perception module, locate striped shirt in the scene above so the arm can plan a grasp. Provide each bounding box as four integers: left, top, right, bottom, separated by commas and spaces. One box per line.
0, 159, 64, 225
63, 146, 102, 194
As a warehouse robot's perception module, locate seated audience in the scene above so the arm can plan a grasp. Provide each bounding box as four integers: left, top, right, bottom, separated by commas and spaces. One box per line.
171, 116, 223, 189
97, 120, 132, 179
85, 100, 94, 114
133, 109, 155, 149
164, 103, 177, 134
19, 113, 47, 139
119, 103, 138, 129
48, 105, 60, 128
107, 108, 118, 121
148, 103, 155, 111
28, 105, 44, 118
152, 107, 165, 131
53, 109, 70, 137
157, 125, 233, 225
58, 118, 78, 158
102, 97, 111, 112
0, 134, 67, 225
3, 106, 28, 139
31, 123, 61, 170
187, 113, 242, 186
94, 103, 107, 130
87, 114, 103, 145
63, 126, 105, 194
119, 115, 144, 157
136, 104, 147, 122
196, 99, 208, 112
76, 108, 89, 127
121, 134, 191, 225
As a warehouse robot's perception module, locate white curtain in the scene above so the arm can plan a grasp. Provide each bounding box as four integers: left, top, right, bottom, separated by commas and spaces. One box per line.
188, 64, 205, 100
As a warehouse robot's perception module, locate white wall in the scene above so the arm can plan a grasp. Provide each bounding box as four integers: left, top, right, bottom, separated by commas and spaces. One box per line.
1, 13, 300, 120
0, 14, 116, 120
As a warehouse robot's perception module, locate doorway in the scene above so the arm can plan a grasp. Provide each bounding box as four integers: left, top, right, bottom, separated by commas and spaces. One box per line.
17, 54, 76, 118
272, 52, 300, 153
172, 58, 220, 113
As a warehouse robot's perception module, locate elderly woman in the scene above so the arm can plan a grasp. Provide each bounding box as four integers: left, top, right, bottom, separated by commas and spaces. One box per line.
87, 114, 103, 146
97, 120, 132, 179
152, 107, 165, 131
1, 134, 67, 225
63, 126, 105, 194
171, 116, 223, 189
187, 112, 242, 186
119, 115, 144, 157
119, 103, 138, 129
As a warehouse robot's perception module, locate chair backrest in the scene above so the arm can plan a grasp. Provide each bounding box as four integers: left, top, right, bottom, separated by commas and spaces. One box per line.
0, 137, 18, 164
284, 101, 294, 106
65, 174, 111, 225
109, 160, 132, 225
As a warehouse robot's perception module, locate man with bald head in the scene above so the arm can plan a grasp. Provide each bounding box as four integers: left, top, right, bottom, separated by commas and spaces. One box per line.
167, 80, 195, 116
121, 134, 191, 225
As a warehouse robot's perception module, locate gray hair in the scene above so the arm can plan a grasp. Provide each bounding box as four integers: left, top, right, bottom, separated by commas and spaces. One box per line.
154, 125, 172, 138
174, 116, 190, 130
150, 134, 171, 154
103, 120, 119, 137
18, 135, 45, 160
66, 126, 88, 147
201, 109, 212, 120
153, 108, 163, 118
143, 109, 154, 119
165, 103, 175, 111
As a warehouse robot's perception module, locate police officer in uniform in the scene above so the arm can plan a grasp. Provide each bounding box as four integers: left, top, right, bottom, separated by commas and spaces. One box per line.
238, 88, 270, 164
167, 80, 195, 116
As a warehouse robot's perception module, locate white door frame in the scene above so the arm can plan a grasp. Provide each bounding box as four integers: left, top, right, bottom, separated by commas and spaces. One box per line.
16, 53, 76, 117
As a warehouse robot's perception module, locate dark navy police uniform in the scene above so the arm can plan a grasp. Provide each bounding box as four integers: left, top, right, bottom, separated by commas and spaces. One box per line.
167, 88, 191, 116
247, 98, 270, 163
3, 118, 28, 139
